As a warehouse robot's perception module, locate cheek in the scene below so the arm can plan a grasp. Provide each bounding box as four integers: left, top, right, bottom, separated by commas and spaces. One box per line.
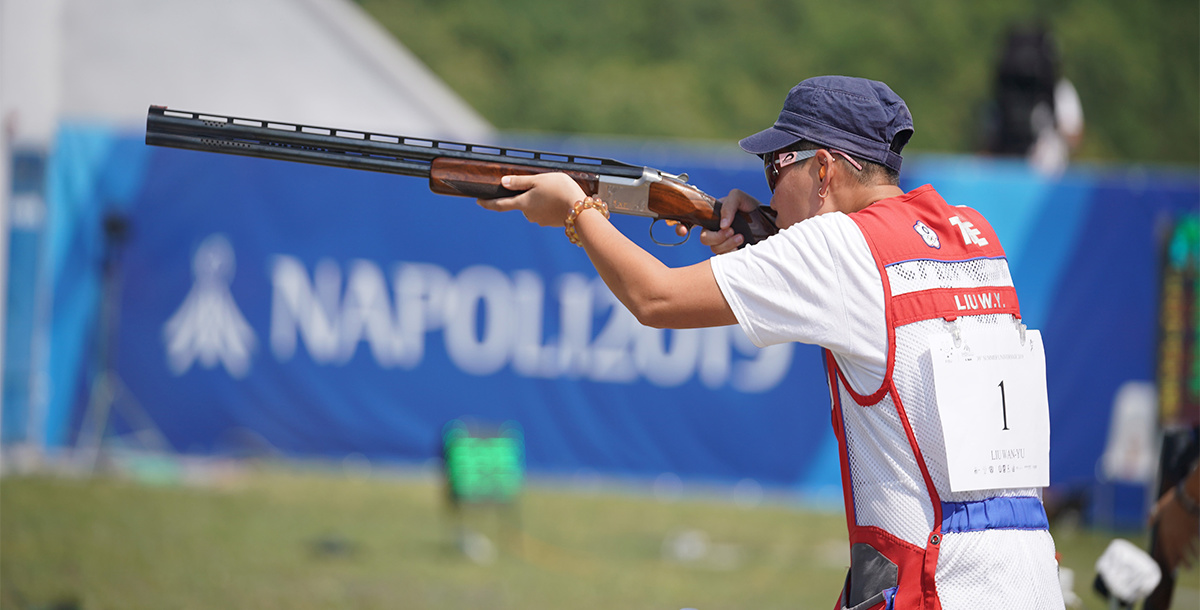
769, 182, 819, 227
768, 195, 801, 228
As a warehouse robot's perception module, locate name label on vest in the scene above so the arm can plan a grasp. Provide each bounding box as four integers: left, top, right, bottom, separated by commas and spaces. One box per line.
954, 290, 1008, 311
929, 327, 1051, 492
890, 286, 1020, 326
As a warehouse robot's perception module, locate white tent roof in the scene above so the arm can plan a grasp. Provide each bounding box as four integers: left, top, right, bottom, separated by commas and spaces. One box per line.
53, 0, 493, 139
0, 0, 492, 446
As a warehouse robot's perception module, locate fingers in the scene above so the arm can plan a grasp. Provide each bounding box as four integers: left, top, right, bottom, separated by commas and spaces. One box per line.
699, 226, 744, 254
718, 189, 761, 229
475, 174, 537, 211
475, 172, 586, 228
501, 173, 540, 192
475, 175, 525, 212
717, 193, 740, 230
692, 188, 759, 254
476, 194, 517, 212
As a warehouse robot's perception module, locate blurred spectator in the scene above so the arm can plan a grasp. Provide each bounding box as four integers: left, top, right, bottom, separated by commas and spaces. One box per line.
981, 23, 1084, 175
1145, 216, 1200, 609
1144, 429, 1199, 610
1150, 462, 1198, 570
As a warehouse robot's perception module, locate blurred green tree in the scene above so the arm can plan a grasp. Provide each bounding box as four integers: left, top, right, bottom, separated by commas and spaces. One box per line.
359, 0, 1198, 165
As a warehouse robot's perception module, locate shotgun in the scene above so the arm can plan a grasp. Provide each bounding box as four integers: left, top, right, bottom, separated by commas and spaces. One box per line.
144, 106, 778, 246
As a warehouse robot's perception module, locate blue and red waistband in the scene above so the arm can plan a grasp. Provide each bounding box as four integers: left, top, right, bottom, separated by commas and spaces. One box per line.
941, 495, 1049, 534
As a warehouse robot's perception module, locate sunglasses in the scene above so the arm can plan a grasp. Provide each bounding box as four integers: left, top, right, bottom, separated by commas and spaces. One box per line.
762, 149, 864, 192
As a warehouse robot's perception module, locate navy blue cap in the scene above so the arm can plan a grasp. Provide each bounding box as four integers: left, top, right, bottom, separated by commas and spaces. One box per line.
739, 76, 914, 172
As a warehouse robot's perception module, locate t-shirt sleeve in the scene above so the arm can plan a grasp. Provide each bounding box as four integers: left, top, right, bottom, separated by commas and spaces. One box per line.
710, 212, 886, 374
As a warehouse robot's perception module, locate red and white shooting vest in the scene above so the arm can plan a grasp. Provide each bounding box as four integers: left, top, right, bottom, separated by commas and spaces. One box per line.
829, 185, 1061, 610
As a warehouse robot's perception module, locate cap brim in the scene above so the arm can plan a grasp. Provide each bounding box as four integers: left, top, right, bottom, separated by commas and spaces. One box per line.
738, 126, 802, 155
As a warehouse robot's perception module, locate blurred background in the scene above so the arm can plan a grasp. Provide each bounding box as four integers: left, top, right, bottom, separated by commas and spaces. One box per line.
0, 0, 1197, 608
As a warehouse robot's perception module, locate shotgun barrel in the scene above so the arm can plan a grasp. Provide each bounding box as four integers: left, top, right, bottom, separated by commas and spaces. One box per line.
145, 106, 778, 244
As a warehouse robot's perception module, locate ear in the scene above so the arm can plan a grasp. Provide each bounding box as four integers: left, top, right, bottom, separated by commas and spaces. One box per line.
816, 149, 837, 180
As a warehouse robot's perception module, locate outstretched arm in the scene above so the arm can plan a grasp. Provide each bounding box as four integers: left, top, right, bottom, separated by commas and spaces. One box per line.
477, 172, 736, 329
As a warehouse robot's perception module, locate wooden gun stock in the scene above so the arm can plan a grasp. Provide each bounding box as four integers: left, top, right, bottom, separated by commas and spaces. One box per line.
430, 158, 777, 246
429, 158, 599, 199
646, 181, 777, 245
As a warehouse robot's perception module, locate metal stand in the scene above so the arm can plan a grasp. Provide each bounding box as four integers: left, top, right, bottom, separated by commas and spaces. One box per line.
74, 212, 169, 473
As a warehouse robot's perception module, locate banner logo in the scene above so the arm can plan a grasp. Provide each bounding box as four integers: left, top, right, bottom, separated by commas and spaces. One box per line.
160, 241, 792, 392
268, 256, 793, 392
163, 234, 257, 377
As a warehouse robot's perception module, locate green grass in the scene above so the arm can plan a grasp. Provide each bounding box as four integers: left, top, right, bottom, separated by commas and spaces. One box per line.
2, 466, 1197, 609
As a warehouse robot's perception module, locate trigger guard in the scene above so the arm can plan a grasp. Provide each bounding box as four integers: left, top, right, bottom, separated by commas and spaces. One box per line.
649, 219, 690, 247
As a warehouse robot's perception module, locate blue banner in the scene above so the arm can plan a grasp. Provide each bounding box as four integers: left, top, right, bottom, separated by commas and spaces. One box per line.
32, 125, 1200, 511
103, 138, 833, 491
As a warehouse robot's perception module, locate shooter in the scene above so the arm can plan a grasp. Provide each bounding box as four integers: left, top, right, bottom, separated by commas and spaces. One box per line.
478, 75, 1064, 609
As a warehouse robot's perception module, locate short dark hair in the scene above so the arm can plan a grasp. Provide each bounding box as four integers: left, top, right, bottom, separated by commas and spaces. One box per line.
790, 141, 900, 186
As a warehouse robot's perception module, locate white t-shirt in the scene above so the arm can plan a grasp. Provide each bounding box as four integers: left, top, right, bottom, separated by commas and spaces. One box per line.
709, 211, 887, 395
713, 201, 1064, 609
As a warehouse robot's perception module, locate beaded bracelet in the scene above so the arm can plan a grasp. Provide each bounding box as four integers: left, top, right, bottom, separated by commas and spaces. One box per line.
564, 197, 609, 247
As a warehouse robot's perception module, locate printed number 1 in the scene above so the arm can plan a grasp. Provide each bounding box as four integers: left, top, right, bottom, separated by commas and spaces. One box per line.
998, 380, 1010, 431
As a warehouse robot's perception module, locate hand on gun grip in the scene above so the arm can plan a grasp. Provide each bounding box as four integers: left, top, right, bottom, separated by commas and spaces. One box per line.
701, 189, 763, 255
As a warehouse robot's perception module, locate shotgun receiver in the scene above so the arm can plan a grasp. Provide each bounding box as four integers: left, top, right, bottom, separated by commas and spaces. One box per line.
144, 106, 777, 246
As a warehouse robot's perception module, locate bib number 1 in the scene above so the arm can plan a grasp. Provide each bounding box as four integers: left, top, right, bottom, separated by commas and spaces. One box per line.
929, 326, 1051, 492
